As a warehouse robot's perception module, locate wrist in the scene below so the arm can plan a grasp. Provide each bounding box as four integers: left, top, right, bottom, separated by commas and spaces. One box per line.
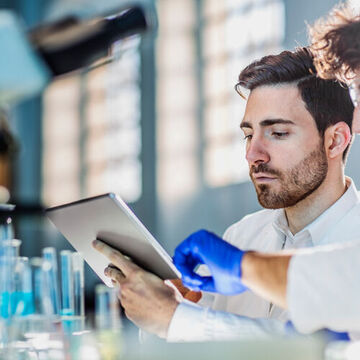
239, 252, 291, 308
240, 251, 257, 287
159, 298, 180, 339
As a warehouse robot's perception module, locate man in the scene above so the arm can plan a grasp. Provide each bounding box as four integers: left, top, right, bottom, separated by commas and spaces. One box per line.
171, 4, 360, 336
93, 46, 358, 341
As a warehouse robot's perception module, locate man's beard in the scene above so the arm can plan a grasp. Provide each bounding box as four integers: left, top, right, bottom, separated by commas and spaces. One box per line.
250, 141, 328, 209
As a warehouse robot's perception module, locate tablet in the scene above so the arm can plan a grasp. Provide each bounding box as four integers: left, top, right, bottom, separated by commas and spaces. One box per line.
46, 193, 180, 286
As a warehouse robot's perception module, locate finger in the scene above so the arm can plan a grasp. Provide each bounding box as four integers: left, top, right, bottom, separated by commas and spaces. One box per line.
173, 247, 204, 273
173, 232, 209, 269
182, 275, 214, 293
105, 265, 125, 278
193, 276, 215, 293
108, 262, 117, 268
179, 267, 208, 289
172, 249, 189, 268
173, 251, 204, 282
92, 239, 139, 276
173, 236, 196, 259
104, 266, 126, 283
174, 230, 210, 257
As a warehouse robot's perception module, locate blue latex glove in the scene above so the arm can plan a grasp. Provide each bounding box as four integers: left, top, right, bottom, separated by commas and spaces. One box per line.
173, 229, 248, 295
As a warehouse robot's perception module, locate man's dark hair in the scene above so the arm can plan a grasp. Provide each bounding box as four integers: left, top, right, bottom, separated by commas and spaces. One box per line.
309, 4, 360, 82
235, 47, 354, 160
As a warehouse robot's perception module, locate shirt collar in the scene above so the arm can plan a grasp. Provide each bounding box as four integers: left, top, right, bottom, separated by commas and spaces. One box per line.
272, 209, 289, 239
272, 177, 360, 246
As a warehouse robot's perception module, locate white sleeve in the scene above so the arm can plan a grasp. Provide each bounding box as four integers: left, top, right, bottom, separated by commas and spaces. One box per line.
166, 302, 287, 342
288, 244, 360, 334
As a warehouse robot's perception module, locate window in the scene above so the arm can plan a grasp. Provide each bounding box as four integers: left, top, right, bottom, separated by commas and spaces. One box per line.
203, 0, 285, 187
42, 37, 142, 206
156, 0, 285, 201
156, 0, 199, 201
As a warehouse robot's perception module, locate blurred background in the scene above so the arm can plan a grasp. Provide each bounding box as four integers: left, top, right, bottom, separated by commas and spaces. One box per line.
1, 0, 360, 306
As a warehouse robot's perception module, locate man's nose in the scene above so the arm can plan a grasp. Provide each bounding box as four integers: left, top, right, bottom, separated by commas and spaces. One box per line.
245, 137, 270, 166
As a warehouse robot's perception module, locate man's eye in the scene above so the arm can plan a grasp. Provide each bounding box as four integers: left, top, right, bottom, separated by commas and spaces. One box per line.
272, 132, 288, 139
243, 135, 252, 140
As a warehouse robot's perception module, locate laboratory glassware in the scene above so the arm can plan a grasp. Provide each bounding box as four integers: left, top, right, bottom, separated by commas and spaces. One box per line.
0, 239, 21, 319
72, 252, 84, 317
95, 284, 121, 331
42, 247, 60, 315
19, 257, 58, 342
0, 214, 14, 256
95, 284, 122, 360
12, 257, 33, 316
60, 250, 74, 316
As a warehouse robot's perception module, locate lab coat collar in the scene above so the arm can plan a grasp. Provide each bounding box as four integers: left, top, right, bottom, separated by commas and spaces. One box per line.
305, 177, 359, 246
272, 177, 360, 247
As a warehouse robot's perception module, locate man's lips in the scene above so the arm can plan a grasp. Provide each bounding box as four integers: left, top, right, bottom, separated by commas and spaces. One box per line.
252, 173, 277, 183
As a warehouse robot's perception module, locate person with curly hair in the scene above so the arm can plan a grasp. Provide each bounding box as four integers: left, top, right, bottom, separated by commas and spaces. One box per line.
310, 4, 360, 83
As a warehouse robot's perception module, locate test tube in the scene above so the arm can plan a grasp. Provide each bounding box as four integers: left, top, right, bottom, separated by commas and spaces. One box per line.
95, 284, 121, 330
0, 239, 21, 319
42, 247, 60, 315
3, 238, 21, 258
42, 258, 61, 317
0, 215, 14, 257
60, 250, 74, 316
13, 257, 33, 316
72, 252, 84, 317
30, 257, 55, 315
30, 257, 45, 315
0, 257, 11, 319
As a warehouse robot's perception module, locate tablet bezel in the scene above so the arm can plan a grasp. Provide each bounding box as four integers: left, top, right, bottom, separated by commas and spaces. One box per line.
46, 193, 180, 286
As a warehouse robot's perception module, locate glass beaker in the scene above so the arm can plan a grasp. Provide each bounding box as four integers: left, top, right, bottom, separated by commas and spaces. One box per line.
95, 284, 121, 331
95, 284, 122, 360
20, 257, 59, 340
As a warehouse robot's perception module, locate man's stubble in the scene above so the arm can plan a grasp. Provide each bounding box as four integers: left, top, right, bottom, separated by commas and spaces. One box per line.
250, 141, 328, 209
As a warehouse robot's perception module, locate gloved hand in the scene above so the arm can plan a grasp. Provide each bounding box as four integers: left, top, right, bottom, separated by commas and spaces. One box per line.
173, 229, 248, 295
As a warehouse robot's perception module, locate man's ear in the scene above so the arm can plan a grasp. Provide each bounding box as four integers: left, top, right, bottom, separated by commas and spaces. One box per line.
325, 122, 352, 159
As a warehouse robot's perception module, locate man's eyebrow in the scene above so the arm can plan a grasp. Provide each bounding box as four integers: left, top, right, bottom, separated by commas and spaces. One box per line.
259, 119, 295, 126
240, 118, 295, 129
240, 121, 252, 129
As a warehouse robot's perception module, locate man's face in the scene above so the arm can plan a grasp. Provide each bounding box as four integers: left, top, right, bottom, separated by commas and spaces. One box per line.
241, 84, 328, 209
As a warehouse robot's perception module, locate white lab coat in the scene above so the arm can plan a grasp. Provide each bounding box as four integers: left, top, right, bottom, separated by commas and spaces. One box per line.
167, 178, 360, 341
288, 239, 360, 336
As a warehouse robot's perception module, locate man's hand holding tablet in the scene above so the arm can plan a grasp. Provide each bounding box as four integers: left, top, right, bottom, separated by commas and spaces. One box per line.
92, 239, 180, 338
